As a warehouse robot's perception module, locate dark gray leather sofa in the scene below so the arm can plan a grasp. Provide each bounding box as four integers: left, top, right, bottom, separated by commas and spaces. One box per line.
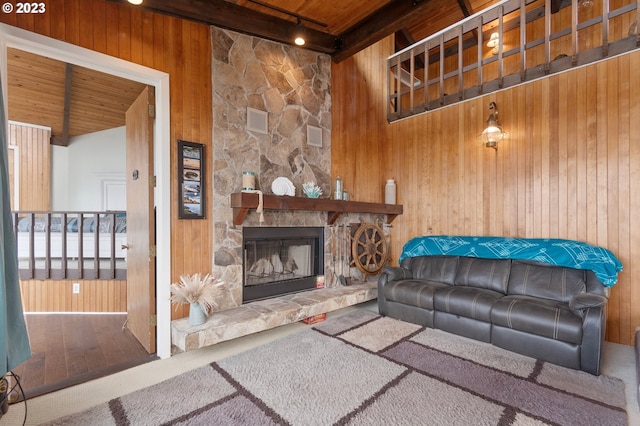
378, 255, 610, 375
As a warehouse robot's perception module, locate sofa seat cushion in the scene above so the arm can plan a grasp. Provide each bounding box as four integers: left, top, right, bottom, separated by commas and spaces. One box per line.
383, 280, 450, 310
433, 286, 503, 322
491, 295, 583, 344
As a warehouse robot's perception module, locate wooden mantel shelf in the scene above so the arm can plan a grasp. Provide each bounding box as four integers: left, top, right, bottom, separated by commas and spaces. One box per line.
230, 192, 403, 225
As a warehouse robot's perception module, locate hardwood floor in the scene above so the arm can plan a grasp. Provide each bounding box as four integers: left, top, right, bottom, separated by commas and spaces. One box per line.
11, 313, 156, 400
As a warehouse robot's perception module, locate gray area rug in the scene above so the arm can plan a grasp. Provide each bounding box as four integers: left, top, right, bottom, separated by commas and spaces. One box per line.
46, 310, 627, 425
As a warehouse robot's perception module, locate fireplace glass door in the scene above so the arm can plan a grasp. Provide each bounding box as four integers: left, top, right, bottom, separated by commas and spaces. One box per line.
243, 227, 323, 302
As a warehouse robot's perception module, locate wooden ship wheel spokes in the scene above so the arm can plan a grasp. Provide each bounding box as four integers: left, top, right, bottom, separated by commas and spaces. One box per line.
351, 223, 389, 280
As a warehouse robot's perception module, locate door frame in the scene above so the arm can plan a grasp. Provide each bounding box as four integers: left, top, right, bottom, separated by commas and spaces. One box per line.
0, 24, 173, 359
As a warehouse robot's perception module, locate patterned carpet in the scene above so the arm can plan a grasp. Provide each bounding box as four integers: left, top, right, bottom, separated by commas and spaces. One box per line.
45, 311, 627, 425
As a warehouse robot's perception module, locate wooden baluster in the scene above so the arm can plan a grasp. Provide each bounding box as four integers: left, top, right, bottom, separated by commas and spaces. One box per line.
93, 212, 100, 279
457, 25, 463, 100
78, 213, 84, 279
45, 213, 51, 279
478, 18, 483, 94
439, 34, 445, 104
520, 0, 527, 82
545, 0, 552, 74
602, 0, 610, 57
61, 213, 67, 278
424, 42, 430, 110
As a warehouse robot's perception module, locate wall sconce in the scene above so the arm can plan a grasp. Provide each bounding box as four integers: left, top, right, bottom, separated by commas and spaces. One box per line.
578, 0, 594, 11
486, 32, 500, 55
294, 18, 306, 46
127, 0, 143, 4
481, 101, 506, 150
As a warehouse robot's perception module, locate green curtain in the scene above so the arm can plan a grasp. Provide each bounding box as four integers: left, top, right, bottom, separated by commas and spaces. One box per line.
0, 77, 31, 376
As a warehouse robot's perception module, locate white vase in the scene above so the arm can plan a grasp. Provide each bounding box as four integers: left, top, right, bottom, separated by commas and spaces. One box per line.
189, 302, 206, 326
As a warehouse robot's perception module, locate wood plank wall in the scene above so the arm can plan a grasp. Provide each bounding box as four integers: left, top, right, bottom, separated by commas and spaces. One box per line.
332, 35, 640, 345
8, 122, 50, 210
0, 0, 213, 319
20, 279, 127, 312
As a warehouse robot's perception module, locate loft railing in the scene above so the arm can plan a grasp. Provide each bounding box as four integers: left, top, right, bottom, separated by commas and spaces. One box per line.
12, 211, 127, 280
388, 0, 639, 122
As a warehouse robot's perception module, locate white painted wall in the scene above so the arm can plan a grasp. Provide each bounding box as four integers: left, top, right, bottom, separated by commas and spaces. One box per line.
50, 126, 126, 210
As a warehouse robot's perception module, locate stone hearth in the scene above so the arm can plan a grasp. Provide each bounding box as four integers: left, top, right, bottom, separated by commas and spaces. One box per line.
171, 280, 376, 352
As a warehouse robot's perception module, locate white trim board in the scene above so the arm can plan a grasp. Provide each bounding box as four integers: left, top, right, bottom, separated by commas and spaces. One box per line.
0, 24, 173, 359
8, 119, 51, 131
96, 173, 127, 211
7, 144, 18, 209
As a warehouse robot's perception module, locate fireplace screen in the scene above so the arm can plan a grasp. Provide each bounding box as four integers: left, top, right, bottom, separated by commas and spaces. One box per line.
243, 227, 323, 303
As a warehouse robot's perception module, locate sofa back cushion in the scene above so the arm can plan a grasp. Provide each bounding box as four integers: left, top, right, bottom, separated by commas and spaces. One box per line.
453, 257, 511, 294
507, 260, 586, 303
402, 256, 459, 285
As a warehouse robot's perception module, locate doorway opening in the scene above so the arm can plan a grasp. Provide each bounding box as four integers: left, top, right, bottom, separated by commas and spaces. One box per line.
0, 24, 172, 397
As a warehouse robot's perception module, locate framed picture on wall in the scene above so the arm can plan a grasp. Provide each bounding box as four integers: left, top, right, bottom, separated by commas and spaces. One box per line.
178, 140, 205, 219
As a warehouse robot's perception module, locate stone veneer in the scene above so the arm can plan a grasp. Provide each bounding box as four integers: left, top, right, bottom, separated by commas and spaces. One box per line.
209, 27, 387, 314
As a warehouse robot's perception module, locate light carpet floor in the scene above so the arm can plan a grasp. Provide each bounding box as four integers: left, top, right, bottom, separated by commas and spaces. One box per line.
3, 301, 639, 425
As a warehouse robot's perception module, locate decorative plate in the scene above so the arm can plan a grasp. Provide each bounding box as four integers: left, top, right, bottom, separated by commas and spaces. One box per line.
271, 177, 295, 196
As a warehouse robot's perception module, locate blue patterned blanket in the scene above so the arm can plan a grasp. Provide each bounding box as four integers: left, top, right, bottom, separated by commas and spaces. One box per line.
399, 236, 623, 287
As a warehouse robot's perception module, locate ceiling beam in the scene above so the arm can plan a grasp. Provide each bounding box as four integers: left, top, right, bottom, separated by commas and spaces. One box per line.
51, 63, 73, 147
395, 29, 425, 70
551, 0, 572, 13
455, 0, 474, 18
456, 0, 478, 43
115, 0, 337, 54
333, 0, 438, 63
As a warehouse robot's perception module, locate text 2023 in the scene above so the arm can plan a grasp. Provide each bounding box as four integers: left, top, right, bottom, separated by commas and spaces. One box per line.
16, 2, 46, 13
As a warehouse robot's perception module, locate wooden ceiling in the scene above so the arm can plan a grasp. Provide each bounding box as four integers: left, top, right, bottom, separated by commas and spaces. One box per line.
7, 48, 147, 145
116, 0, 501, 62
7, 0, 509, 144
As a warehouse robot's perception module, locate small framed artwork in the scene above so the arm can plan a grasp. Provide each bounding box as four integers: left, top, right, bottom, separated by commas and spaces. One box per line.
178, 140, 205, 219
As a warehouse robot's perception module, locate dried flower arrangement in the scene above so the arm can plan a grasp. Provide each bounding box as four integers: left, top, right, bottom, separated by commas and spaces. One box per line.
170, 273, 225, 317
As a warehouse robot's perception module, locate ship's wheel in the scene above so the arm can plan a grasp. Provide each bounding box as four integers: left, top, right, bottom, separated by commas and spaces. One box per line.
351, 223, 389, 281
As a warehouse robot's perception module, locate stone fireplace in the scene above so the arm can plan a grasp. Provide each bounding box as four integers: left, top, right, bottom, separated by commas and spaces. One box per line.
243, 226, 324, 302
211, 27, 333, 312
171, 27, 388, 352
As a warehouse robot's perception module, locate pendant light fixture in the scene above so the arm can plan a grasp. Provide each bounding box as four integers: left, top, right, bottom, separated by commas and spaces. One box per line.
294, 18, 306, 46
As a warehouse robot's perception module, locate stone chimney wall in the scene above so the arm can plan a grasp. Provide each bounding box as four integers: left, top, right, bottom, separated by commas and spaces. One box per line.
210, 27, 333, 310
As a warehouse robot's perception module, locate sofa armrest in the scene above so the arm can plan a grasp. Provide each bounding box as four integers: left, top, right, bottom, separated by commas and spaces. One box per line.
569, 293, 608, 317
377, 266, 412, 316
380, 266, 413, 282
580, 303, 607, 375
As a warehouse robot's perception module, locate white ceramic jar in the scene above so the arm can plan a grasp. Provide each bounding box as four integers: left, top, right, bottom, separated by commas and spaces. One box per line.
385, 178, 396, 204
